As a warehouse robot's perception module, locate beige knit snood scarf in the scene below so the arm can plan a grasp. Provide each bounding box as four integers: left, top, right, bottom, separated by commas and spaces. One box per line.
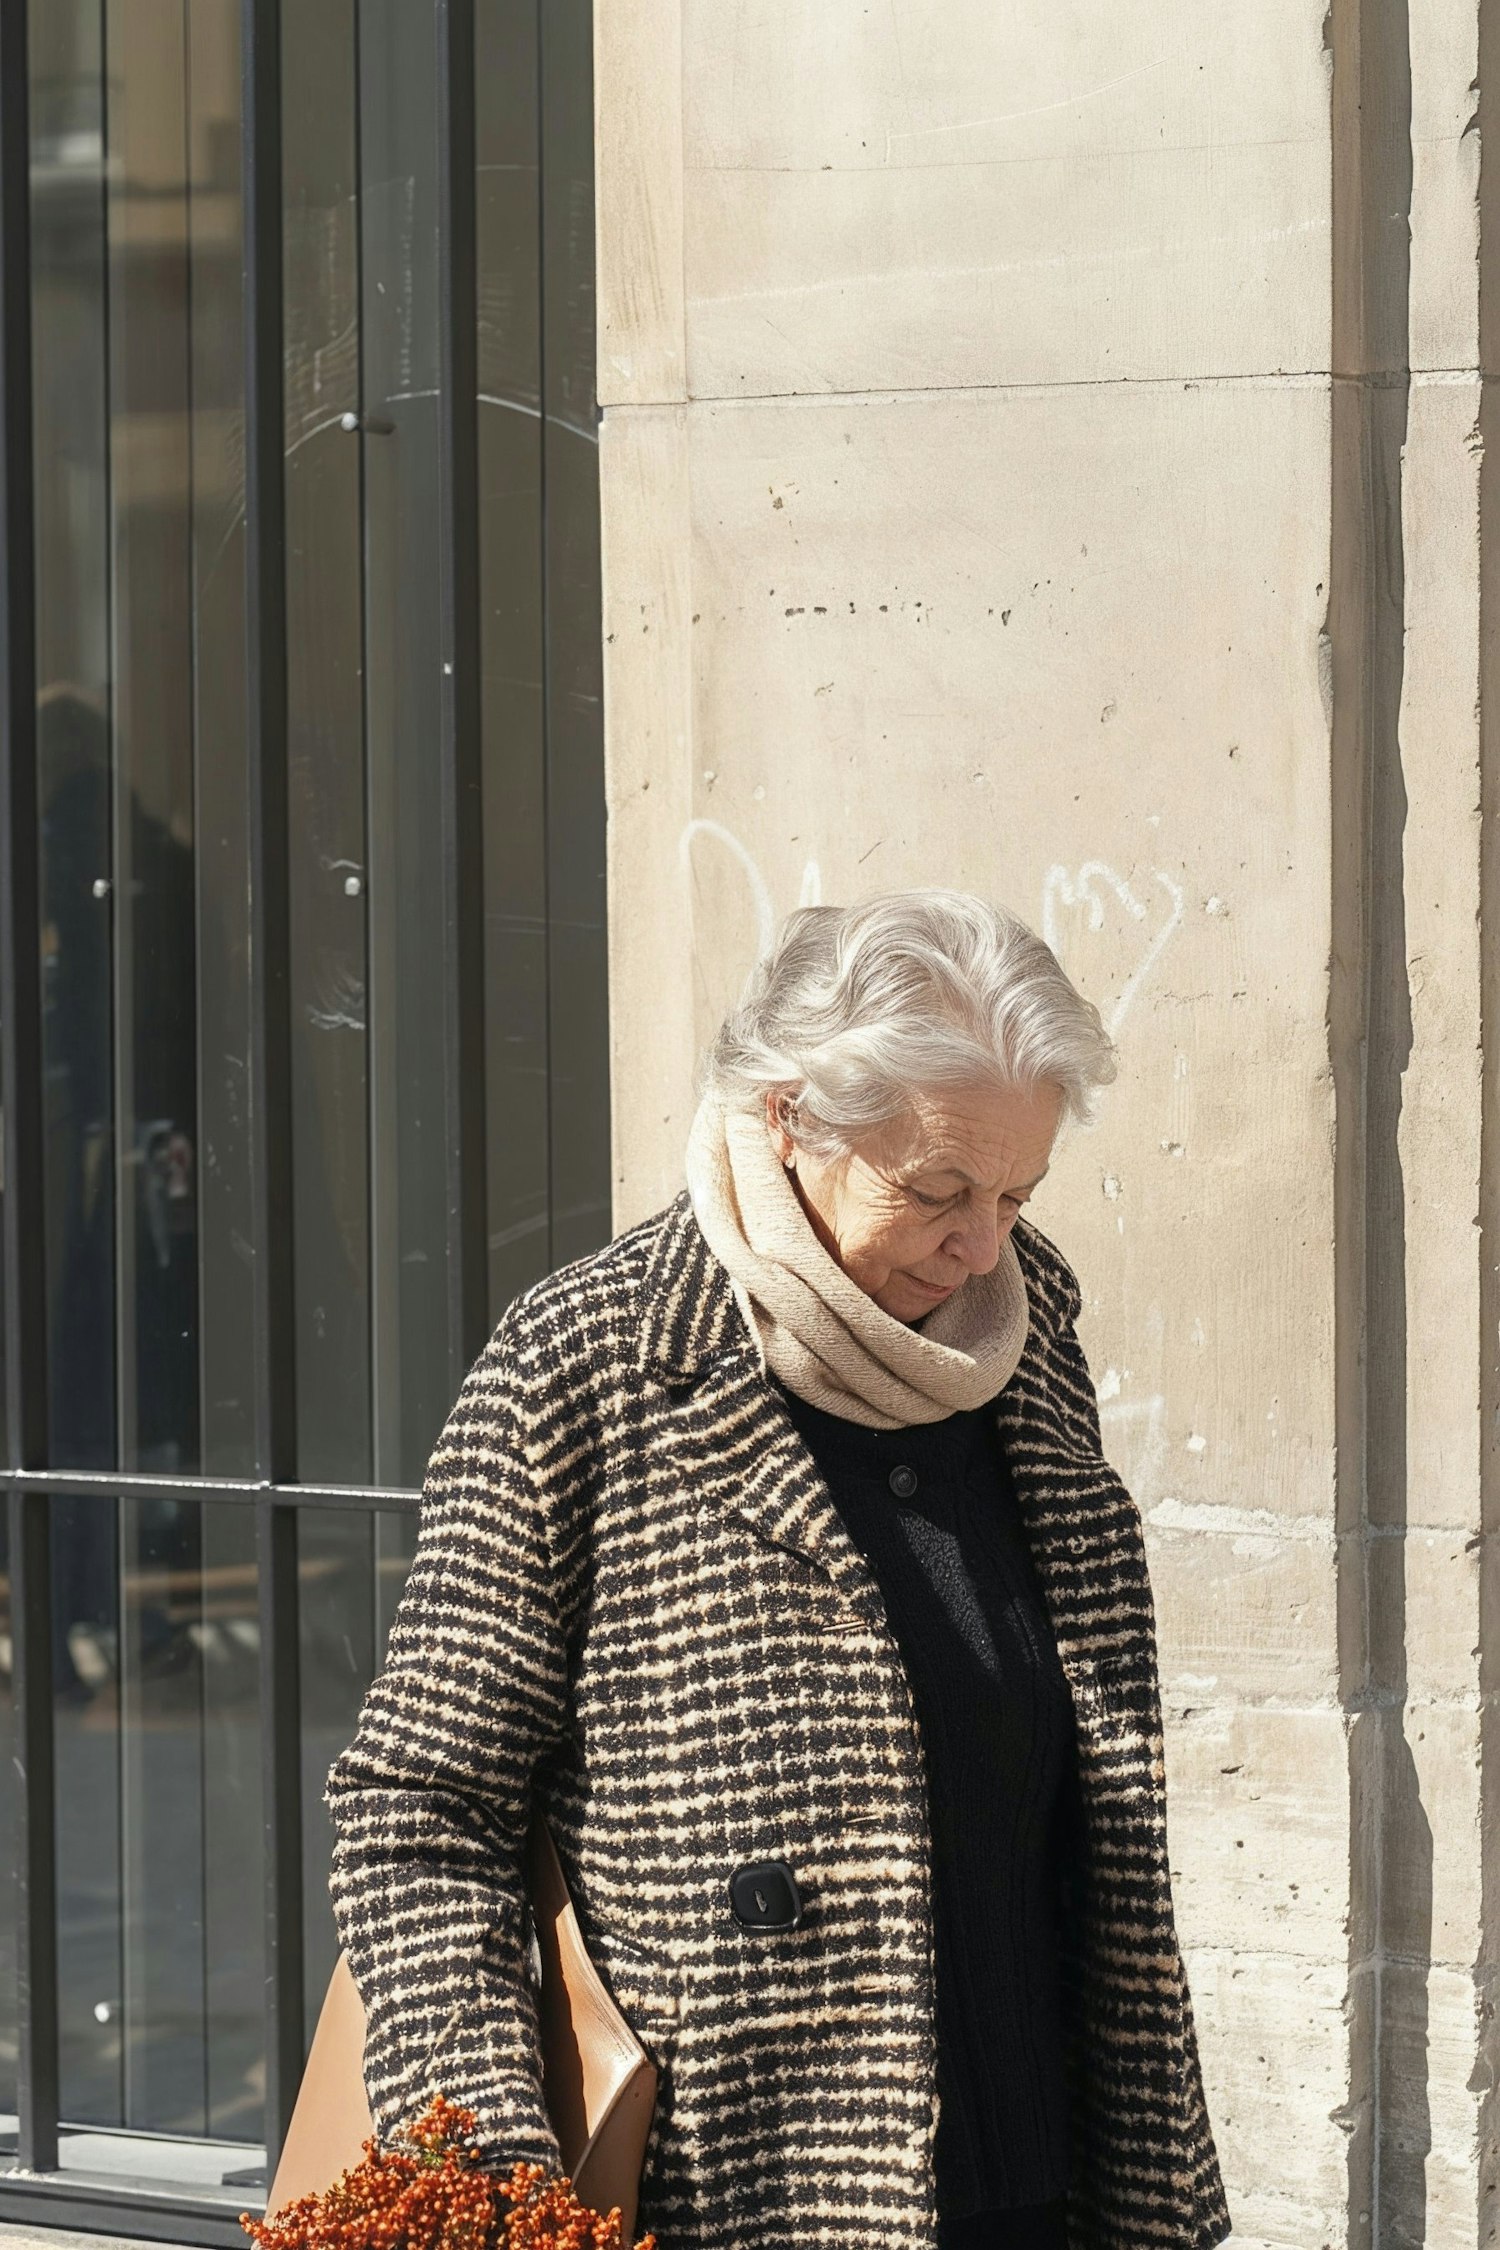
683, 1092, 1030, 1429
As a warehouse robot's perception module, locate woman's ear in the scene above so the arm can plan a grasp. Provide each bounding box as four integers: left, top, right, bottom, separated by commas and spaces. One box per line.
765, 1089, 797, 1167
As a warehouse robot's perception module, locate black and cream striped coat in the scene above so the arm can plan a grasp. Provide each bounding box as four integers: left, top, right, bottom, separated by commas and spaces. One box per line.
325, 1190, 1231, 2250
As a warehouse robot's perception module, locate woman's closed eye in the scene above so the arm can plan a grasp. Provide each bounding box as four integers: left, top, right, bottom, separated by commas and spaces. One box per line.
908, 1187, 955, 1211
908, 1185, 1028, 1214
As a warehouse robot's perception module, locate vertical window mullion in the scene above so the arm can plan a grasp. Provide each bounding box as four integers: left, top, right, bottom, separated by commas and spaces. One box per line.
242, 0, 303, 2175
436, 0, 488, 1390
0, 0, 59, 2175
1, 0, 47, 1490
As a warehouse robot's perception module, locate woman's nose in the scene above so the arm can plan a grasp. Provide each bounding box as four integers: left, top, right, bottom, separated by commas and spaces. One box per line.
949, 1207, 1009, 1273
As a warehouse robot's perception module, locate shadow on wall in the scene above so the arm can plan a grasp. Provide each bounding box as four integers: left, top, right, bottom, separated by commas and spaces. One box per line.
1329, 0, 1433, 2240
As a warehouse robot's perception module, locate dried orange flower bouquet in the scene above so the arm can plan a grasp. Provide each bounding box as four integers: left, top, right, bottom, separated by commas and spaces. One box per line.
242, 2095, 657, 2250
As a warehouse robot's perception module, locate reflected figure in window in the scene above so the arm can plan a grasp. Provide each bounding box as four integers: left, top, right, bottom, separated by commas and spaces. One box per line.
39, 683, 200, 1696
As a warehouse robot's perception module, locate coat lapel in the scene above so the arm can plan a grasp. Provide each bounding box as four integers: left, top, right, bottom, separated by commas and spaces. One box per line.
634, 1190, 1135, 1671
635, 1192, 896, 1632
989, 1279, 1148, 1682
989, 1342, 1085, 1655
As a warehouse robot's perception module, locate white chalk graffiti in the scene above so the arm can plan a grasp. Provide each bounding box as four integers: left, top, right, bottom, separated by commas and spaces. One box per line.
1041, 862, 1184, 1036
674, 832, 1181, 1036
679, 818, 822, 951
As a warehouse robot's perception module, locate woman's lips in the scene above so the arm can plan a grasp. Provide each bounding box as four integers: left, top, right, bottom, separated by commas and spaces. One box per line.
909, 1274, 958, 1300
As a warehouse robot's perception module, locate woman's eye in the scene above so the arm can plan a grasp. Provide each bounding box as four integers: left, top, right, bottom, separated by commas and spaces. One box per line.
909, 1189, 948, 1210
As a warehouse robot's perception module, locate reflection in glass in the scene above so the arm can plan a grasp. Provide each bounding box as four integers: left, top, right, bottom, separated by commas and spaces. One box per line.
476, 0, 549, 1319
0, 1512, 15, 2129
299, 1508, 417, 2037
183, 11, 265, 2127
284, 0, 371, 1488
6, 0, 609, 2192
31, 0, 122, 2134
31, 0, 265, 2148
32, 0, 114, 1476
192, 0, 259, 1488
118, 1495, 206, 2127
359, 0, 451, 1488
51, 1495, 263, 2142
284, 0, 475, 1490
538, 0, 610, 1273
199, 1505, 262, 2138
34, 0, 252, 1492
106, 0, 200, 1481
52, 1494, 121, 2125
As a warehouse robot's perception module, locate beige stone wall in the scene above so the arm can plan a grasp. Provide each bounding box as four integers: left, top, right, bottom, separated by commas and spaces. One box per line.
595, 2, 1496, 2241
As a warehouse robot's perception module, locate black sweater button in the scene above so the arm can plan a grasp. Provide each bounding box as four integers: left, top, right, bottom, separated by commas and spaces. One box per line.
889, 1464, 918, 1499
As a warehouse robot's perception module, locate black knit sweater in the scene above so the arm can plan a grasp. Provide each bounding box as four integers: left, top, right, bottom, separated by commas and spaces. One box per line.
772, 1378, 1082, 2227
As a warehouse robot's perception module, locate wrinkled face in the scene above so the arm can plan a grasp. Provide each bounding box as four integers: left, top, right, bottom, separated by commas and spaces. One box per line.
766, 1078, 1063, 1324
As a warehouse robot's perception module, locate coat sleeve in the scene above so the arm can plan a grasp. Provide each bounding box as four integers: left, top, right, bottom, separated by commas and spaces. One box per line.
323, 1311, 569, 2166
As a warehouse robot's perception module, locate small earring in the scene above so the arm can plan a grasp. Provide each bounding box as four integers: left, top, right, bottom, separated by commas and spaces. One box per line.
783, 1154, 795, 1171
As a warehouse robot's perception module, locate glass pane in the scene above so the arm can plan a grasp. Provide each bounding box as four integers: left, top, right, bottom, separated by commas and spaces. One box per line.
360, 0, 450, 1488
118, 1492, 206, 2127
5, 0, 610, 2195
182, 9, 265, 2126
299, 1509, 371, 2036
540, 0, 610, 1271
476, 0, 549, 1318
32, 0, 115, 1475
107, 0, 201, 1478
0, 1509, 15, 2130
284, 0, 371, 1487
299, 1506, 417, 2039
33, 0, 246, 1480
53, 1491, 122, 2122
192, 0, 258, 1484
52, 1491, 263, 2145
201, 1504, 263, 2138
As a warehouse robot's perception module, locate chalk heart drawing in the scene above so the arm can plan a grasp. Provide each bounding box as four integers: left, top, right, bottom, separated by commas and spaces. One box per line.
679, 818, 822, 958
1041, 862, 1184, 1038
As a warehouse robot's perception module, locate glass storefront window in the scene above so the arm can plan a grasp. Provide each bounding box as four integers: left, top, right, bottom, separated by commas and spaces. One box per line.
2, 0, 603, 2221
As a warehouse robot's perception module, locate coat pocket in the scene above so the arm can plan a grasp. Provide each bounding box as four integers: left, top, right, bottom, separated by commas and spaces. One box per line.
575, 1921, 684, 2077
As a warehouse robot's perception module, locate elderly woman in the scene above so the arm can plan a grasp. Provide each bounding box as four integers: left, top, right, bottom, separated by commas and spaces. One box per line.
325, 890, 1230, 2250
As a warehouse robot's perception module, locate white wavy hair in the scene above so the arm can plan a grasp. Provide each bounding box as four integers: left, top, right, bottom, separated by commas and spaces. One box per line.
700, 888, 1117, 1160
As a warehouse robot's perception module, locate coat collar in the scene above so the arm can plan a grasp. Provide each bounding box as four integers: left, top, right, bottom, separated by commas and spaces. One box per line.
632, 1187, 1150, 1702
633, 1191, 893, 1624
634, 1187, 742, 1381
632, 1191, 1072, 1637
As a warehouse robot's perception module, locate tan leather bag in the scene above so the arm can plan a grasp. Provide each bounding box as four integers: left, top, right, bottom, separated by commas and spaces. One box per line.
267, 1811, 658, 2243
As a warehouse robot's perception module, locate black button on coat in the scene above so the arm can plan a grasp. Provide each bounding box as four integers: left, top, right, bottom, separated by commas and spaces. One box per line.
324, 1191, 1231, 2250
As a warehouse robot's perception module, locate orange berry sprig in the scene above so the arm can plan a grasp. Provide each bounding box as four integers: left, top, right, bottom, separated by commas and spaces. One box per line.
498, 2161, 656, 2250
240, 2096, 656, 2250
